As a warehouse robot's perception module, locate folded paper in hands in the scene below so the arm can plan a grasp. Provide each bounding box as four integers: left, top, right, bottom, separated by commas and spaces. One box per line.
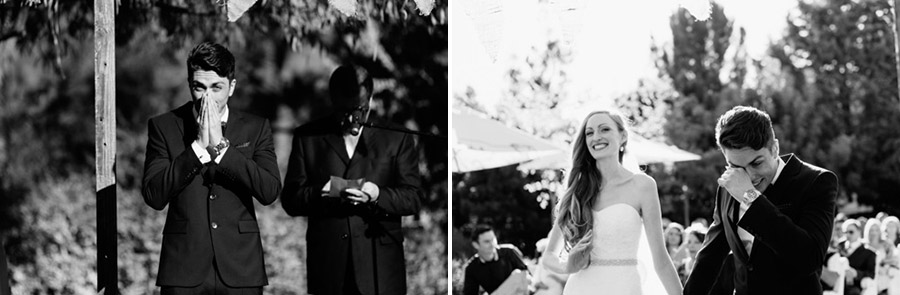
328, 176, 366, 198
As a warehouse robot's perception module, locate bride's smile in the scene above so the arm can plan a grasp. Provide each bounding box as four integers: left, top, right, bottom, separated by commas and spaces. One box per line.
590, 142, 609, 150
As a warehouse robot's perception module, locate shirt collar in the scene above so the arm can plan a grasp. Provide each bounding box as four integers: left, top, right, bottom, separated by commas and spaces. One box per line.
771, 157, 786, 184
477, 247, 499, 263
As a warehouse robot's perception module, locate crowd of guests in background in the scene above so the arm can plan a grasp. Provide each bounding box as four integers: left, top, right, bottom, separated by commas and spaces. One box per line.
459, 212, 900, 295
661, 218, 709, 284
821, 212, 900, 295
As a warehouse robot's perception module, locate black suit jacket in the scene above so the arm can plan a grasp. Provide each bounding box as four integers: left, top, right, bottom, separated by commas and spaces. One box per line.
141, 102, 282, 287
281, 116, 423, 295
843, 242, 877, 295
0, 239, 9, 295
684, 154, 838, 295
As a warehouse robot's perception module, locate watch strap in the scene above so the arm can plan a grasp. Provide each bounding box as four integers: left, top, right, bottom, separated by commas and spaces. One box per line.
215, 138, 230, 154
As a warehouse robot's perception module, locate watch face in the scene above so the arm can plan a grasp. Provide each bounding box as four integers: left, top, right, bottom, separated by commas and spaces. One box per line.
744, 190, 760, 202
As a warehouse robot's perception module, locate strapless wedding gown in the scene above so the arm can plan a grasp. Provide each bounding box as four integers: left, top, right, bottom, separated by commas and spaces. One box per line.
563, 203, 643, 295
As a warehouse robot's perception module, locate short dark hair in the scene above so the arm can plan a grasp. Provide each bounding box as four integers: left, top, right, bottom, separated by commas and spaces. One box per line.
715, 106, 776, 150
329, 65, 373, 109
470, 224, 494, 243
187, 42, 235, 80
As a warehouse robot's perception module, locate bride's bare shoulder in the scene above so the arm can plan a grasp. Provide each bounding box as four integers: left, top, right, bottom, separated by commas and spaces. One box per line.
630, 172, 657, 189
629, 173, 660, 203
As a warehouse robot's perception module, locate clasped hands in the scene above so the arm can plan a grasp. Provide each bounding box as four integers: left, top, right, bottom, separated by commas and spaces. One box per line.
321, 177, 380, 205
194, 94, 224, 151
718, 167, 757, 205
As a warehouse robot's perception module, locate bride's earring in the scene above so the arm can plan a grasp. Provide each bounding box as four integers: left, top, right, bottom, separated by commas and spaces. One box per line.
619, 145, 625, 152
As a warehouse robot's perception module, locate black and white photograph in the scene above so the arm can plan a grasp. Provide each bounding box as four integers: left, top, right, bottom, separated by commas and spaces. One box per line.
1, 0, 447, 294
451, 0, 900, 295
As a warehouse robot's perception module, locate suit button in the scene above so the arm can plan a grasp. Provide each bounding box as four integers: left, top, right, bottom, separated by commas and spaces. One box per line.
209, 194, 217, 200
341, 234, 348, 239
211, 222, 218, 229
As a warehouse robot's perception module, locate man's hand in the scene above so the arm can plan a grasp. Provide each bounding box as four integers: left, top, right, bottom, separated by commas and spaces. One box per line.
207, 96, 223, 148
344, 182, 379, 204
195, 96, 210, 148
846, 268, 858, 284
718, 167, 756, 202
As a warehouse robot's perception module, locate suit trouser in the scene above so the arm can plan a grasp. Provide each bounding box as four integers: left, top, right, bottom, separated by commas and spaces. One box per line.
161, 259, 262, 295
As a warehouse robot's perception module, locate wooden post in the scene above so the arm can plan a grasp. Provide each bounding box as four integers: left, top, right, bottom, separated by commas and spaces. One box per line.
682, 185, 690, 226
894, 0, 900, 110
95, 0, 116, 293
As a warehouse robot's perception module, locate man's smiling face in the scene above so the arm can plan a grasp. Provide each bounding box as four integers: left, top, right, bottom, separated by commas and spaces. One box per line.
721, 140, 779, 192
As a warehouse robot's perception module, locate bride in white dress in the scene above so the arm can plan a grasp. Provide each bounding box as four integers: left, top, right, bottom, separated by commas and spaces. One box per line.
540, 110, 683, 295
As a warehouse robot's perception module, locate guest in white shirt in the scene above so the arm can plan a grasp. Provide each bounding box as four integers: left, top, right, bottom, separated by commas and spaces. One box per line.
880, 216, 900, 295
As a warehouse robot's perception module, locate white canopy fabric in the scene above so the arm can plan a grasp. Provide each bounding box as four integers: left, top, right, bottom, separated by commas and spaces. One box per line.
517, 134, 701, 171
452, 112, 565, 173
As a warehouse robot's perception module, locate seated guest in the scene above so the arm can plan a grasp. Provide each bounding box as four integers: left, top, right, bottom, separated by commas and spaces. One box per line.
881, 216, 900, 295
463, 225, 529, 295
863, 219, 888, 294
842, 219, 877, 295
822, 215, 847, 292
664, 222, 684, 259
671, 224, 706, 282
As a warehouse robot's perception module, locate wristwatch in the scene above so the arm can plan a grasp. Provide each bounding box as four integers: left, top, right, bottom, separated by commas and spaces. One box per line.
207, 138, 230, 159
742, 189, 761, 206
214, 137, 230, 155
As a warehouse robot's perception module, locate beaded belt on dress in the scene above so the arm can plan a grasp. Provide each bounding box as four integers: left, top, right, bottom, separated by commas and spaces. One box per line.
590, 258, 638, 266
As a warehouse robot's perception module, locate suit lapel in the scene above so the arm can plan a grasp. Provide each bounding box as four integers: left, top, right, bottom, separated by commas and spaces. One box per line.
325, 134, 351, 166
761, 154, 801, 206
224, 109, 243, 144
174, 102, 195, 146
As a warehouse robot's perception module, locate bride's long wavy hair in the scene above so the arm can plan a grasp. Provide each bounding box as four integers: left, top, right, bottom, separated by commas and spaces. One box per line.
556, 110, 628, 272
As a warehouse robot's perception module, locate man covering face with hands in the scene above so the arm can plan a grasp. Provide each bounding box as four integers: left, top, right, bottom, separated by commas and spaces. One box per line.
684, 106, 839, 295
141, 42, 281, 294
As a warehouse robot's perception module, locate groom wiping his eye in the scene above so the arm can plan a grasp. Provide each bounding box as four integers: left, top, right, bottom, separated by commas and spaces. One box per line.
684, 105, 839, 295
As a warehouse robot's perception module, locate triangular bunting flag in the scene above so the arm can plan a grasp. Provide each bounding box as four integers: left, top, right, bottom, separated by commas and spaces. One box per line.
227, 0, 258, 22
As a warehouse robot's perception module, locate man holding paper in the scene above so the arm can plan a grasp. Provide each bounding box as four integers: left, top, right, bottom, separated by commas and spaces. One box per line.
281, 65, 424, 295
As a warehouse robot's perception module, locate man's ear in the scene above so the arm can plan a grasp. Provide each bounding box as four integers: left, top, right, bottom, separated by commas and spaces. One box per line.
771, 139, 780, 157
229, 79, 237, 97
472, 241, 479, 250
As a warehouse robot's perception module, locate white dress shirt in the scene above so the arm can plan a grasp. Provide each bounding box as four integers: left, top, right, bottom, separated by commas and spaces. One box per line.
343, 126, 363, 159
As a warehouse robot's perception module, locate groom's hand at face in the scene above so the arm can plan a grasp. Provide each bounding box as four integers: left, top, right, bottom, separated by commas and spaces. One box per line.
718, 167, 755, 201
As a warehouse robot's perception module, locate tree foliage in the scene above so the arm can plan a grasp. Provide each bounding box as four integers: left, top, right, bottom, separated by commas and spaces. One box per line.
768, 0, 900, 211
622, 0, 900, 222
616, 2, 749, 222
452, 33, 579, 261
0, 35, 95, 293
